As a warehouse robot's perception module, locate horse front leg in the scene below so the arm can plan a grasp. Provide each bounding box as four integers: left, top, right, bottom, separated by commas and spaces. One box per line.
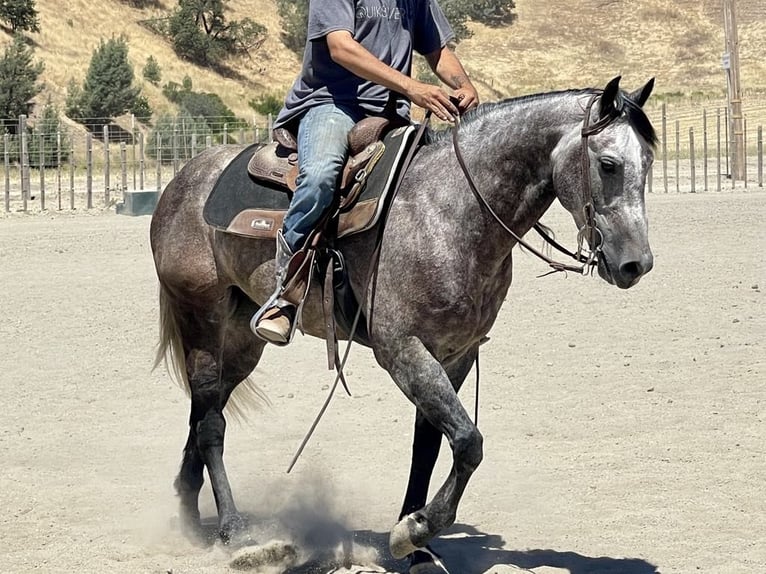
376, 337, 483, 558
398, 349, 478, 569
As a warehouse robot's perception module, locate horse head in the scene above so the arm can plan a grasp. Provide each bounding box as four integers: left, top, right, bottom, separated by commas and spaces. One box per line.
552, 76, 657, 288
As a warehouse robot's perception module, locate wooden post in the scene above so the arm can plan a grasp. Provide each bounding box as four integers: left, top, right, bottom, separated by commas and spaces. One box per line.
724, 107, 730, 176
268, 113, 273, 142
86, 132, 93, 209
675, 120, 680, 193
20, 115, 29, 211
223, 124, 228, 145
38, 133, 45, 210
206, 135, 212, 149
703, 109, 709, 192
156, 132, 162, 193
120, 142, 127, 196
139, 132, 145, 191
172, 124, 179, 176
661, 103, 668, 193
56, 131, 62, 211
103, 125, 110, 206
69, 143, 75, 210
131, 114, 137, 191
238, 127, 244, 143
743, 117, 748, 189
716, 108, 722, 192
723, 0, 745, 181
191, 133, 197, 158
689, 128, 696, 193
3, 133, 9, 212
758, 125, 763, 187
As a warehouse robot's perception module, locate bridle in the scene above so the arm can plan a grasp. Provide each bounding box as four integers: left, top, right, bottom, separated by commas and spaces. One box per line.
451, 92, 621, 275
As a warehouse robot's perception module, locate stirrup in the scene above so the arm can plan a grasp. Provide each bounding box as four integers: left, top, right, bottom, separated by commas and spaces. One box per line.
252, 304, 296, 346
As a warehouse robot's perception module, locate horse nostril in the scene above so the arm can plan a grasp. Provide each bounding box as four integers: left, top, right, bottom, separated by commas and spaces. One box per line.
619, 260, 643, 281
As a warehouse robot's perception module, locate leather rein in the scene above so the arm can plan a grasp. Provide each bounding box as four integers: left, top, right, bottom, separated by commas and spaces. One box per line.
451, 93, 619, 275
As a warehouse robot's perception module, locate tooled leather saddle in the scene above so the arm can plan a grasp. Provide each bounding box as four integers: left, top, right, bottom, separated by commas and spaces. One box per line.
202, 116, 416, 241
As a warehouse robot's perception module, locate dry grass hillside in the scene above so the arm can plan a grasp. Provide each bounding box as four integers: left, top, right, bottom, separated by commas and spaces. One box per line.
1, 0, 765, 123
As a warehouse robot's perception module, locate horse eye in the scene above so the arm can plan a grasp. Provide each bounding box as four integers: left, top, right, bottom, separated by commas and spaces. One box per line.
600, 159, 617, 174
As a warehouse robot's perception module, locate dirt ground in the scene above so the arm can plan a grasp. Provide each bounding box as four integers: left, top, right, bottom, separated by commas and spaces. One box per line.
0, 191, 763, 574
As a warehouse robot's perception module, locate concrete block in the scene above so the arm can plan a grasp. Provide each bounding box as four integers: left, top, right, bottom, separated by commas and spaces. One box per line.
116, 190, 160, 216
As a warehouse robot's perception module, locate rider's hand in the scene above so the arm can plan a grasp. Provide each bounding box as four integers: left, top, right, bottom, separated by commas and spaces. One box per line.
406, 80, 459, 122
453, 85, 479, 112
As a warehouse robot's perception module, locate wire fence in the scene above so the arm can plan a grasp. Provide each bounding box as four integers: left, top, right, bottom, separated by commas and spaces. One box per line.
1, 102, 764, 214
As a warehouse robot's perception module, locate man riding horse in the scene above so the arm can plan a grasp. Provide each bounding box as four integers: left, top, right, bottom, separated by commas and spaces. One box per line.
251, 0, 480, 344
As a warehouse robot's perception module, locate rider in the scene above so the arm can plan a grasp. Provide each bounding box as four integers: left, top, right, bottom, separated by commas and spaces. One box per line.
252, 0, 479, 345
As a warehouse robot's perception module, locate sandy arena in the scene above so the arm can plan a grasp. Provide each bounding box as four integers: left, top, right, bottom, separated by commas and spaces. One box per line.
1, 191, 764, 574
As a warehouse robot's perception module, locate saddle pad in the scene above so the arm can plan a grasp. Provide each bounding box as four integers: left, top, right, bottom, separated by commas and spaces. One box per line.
203, 125, 417, 240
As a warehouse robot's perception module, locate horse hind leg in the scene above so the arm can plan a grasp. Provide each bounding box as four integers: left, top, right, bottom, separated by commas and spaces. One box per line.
375, 337, 483, 558
164, 288, 266, 543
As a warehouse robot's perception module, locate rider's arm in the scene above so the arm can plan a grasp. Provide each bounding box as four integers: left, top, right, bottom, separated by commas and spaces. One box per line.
325, 30, 459, 122
424, 46, 479, 111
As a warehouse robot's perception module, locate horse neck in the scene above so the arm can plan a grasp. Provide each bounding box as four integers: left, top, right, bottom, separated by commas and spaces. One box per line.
451, 96, 583, 238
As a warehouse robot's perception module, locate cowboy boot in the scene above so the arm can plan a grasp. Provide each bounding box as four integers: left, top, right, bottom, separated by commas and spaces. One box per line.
251, 231, 297, 345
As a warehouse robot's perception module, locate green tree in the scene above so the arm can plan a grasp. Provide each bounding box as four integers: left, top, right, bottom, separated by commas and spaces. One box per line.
248, 92, 282, 117
168, 0, 266, 65
275, 0, 308, 55
0, 0, 40, 33
0, 34, 44, 131
69, 36, 141, 128
142, 55, 161, 85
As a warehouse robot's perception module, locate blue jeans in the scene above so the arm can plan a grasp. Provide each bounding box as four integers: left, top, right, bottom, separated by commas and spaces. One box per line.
282, 103, 362, 251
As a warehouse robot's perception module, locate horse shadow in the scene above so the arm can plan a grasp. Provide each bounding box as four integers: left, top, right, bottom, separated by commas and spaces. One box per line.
285, 523, 659, 574
196, 516, 659, 573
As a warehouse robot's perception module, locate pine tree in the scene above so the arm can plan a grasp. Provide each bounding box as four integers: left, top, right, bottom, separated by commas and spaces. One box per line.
0, 0, 40, 33
142, 55, 161, 85
72, 36, 141, 128
0, 34, 44, 131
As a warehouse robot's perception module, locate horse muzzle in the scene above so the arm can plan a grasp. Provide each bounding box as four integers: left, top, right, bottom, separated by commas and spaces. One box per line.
598, 248, 653, 289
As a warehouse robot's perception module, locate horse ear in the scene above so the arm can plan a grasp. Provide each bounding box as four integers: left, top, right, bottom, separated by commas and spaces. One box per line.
629, 78, 655, 108
599, 76, 622, 119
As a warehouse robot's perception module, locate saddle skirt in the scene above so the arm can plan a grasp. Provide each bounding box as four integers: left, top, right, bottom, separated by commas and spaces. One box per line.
202, 124, 417, 241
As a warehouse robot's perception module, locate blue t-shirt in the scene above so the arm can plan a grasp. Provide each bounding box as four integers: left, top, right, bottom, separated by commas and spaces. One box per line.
274, 0, 455, 129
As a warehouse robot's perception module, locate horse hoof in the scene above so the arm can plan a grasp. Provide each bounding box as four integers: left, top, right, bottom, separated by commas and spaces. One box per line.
389, 513, 430, 559
219, 513, 250, 545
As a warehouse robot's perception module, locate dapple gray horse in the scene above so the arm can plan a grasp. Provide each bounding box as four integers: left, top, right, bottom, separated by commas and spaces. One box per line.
150, 76, 657, 569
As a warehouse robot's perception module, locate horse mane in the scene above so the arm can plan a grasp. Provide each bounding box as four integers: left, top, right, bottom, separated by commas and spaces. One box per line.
425, 87, 658, 147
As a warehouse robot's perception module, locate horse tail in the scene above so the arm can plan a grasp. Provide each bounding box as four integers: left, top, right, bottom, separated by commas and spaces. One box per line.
153, 283, 268, 422
154, 282, 190, 395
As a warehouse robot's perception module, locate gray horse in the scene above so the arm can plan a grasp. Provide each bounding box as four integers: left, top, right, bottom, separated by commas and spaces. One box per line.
150, 76, 657, 569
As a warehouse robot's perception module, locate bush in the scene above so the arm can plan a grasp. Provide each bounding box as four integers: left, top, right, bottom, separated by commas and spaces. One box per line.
142, 55, 161, 85
248, 92, 283, 117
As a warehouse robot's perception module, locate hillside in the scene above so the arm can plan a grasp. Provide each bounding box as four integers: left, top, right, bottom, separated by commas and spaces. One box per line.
1, 0, 765, 123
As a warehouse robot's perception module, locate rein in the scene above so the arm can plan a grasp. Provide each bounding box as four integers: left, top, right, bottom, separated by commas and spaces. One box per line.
451, 93, 616, 275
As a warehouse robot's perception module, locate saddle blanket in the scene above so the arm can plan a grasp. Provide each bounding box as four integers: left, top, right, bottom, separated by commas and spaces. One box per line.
203, 125, 417, 240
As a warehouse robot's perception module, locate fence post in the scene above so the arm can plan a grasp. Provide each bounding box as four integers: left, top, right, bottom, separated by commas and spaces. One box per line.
131, 115, 137, 191
689, 128, 696, 193
758, 125, 763, 188
743, 117, 748, 189
172, 124, 179, 176
120, 142, 127, 197
191, 133, 197, 158
56, 131, 62, 210
156, 132, 162, 193
716, 108, 722, 192
239, 127, 244, 144
86, 132, 93, 209
20, 115, 29, 211
675, 120, 680, 193
103, 125, 110, 206
206, 135, 212, 149
223, 123, 228, 145
3, 133, 9, 212
139, 132, 145, 191
724, 106, 729, 177
661, 103, 668, 193
39, 133, 45, 210
268, 113, 274, 142
69, 142, 75, 210
702, 109, 708, 192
